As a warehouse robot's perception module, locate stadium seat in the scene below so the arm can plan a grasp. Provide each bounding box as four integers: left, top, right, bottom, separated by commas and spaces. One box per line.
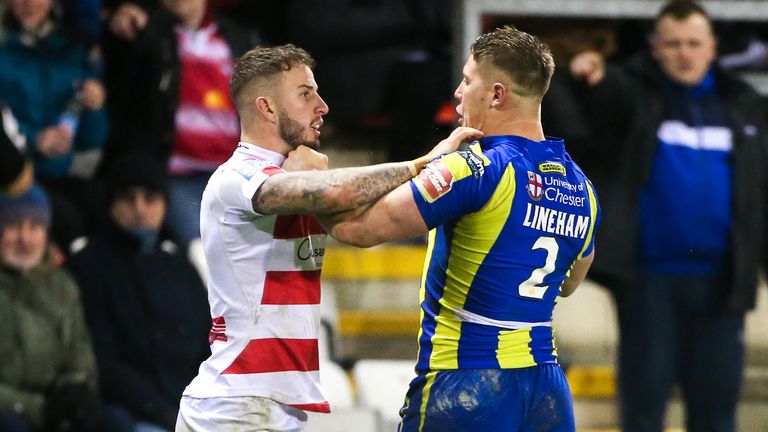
352, 359, 416, 428
319, 360, 355, 409
320, 281, 340, 329
318, 320, 333, 362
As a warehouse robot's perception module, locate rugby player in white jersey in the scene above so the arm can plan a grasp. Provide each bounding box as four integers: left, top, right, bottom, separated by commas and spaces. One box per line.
176, 44, 480, 431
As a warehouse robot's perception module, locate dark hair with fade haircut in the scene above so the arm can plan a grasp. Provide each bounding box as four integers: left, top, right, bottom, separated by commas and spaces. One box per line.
656, 0, 709, 23
230, 44, 316, 114
470, 25, 555, 99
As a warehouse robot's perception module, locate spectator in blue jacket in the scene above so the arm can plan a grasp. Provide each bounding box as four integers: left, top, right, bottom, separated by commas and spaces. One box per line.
567, 2, 768, 431
0, 0, 109, 252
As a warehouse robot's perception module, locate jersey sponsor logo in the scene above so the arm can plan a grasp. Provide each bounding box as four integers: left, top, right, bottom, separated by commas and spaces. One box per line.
298, 237, 326, 262
209, 316, 228, 344
538, 162, 566, 176
522, 202, 591, 239
458, 149, 485, 178
526, 171, 543, 201
544, 176, 584, 191
541, 176, 586, 207
416, 159, 454, 202
544, 187, 585, 207
232, 158, 272, 180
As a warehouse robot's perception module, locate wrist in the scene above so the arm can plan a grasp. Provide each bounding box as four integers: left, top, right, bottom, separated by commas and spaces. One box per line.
408, 155, 432, 177
406, 160, 418, 177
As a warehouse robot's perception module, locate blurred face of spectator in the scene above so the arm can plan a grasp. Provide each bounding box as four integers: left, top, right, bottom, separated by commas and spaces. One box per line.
1, 219, 47, 273
161, 0, 206, 23
9, 0, 52, 30
275, 65, 329, 150
454, 56, 491, 130
110, 187, 167, 231
652, 13, 716, 86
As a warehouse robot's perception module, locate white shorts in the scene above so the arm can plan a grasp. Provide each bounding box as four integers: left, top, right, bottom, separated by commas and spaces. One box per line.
176, 395, 308, 432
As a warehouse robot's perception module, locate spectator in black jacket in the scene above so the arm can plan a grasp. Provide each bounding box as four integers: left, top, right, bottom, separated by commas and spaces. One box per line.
101, 0, 262, 248
566, 2, 768, 431
67, 153, 211, 432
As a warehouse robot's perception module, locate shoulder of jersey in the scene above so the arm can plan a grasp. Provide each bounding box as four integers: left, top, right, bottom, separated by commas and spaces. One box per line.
441, 142, 492, 181
230, 158, 282, 181
413, 143, 492, 203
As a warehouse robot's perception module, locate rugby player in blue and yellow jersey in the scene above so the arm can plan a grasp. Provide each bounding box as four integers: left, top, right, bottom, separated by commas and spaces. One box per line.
324, 26, 600, 431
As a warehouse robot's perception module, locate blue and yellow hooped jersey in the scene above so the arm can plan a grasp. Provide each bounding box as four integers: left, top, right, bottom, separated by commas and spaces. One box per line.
409, 135, 600, 371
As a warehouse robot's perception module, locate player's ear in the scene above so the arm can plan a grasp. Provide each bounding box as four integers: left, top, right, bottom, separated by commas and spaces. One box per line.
256, 97, 277, 122
491, 82, 507, 108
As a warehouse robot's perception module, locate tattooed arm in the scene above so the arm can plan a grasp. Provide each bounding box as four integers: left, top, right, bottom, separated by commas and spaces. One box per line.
252, 127, 482, 215
319, 180, 425, 247
254, 162, 414, 215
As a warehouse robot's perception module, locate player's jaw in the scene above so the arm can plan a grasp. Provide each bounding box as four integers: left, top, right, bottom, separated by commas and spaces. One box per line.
278, 109, 323, 150
455, 100, 465, 126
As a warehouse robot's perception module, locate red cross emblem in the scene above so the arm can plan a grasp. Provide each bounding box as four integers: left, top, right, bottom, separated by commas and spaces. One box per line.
526, 171, 543, 201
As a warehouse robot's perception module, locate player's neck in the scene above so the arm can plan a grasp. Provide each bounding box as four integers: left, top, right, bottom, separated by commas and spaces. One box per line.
240, 128, 291, 157
486, 118, 545, 142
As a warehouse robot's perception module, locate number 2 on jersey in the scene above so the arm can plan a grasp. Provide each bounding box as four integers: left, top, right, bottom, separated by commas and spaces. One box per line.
518, 236, 558, 299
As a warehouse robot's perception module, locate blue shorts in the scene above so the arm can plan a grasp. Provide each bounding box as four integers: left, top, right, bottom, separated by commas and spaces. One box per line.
398, 364, 574, 432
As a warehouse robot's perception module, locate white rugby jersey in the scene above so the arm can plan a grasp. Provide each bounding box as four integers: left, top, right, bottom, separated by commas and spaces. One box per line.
183, 142, 330, 413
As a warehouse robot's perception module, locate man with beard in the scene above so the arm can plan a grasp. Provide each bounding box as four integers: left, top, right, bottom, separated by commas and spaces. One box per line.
0, 184, 135, 432
176, 44, 480, 431
101, 0, 262, 248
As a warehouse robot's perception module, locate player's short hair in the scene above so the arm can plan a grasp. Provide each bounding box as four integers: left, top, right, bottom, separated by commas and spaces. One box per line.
470, 25, 555, 99
656, 0, 709, 24
230, 44, 316, 114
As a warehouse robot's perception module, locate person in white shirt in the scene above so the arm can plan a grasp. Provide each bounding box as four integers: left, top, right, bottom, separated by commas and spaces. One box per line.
177, 44, 480, 432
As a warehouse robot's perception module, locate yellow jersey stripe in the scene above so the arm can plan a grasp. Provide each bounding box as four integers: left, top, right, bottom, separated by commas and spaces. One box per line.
429, 163, 516, 369
437, 144, 491, 182
440, 152, 474, 181
497, 328, 537, 368
468, 141, 491, 165
418, 372, 438, 432
577, 181, 599, 259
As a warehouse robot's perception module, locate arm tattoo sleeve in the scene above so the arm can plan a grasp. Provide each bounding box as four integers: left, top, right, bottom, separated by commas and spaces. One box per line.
253, 162, 412, 215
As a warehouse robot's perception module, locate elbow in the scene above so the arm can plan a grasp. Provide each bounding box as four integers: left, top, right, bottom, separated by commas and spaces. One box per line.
559, 281, 578, 297
331, 232, 380, 248
320, 189, 356, 214
329, 224, 381, 248
342, 238, 379, 248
